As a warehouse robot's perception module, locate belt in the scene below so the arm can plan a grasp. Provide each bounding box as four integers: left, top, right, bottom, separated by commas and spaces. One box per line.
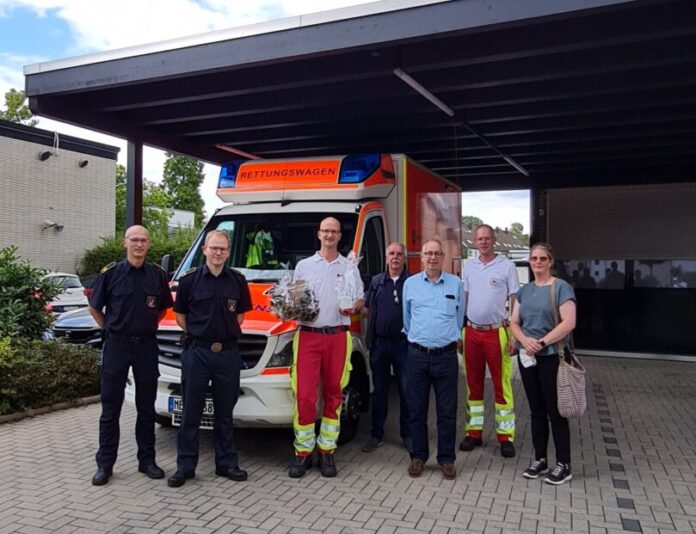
299, 325, 349, 334
189, 338, 236, 353
409, 341, 457, 354
467, 320, 508, 331
107, 333, 155, 344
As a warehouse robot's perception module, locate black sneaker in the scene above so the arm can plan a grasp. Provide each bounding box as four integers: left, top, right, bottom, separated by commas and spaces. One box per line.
544, 462, 572, 485
500, 441, 516, 458
459, 436, 483, 451
288, 454, 313, 478
522, 459, 548, 479
318, 453, 337, 478
361, 436, 384, 453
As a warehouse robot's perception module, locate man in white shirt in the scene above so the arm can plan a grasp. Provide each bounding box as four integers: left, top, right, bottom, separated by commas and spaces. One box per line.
460, 224, 520, 458
288, 217, 364, 478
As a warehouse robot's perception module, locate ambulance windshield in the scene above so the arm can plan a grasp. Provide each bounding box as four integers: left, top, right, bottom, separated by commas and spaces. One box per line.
175, 212, 359, 282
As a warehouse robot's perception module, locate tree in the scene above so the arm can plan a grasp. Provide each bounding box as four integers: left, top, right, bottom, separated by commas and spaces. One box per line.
510, 221, 529, 245
115, 164, 172, 236
0, 89, 38, 126
462, 215, 483, 229
160, 153, 206, 227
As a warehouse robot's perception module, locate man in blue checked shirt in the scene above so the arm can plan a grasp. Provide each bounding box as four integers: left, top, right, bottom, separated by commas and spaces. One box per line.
402, 239, 465, 480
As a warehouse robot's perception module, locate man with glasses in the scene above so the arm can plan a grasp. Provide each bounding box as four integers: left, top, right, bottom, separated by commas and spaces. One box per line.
361, 242, 411, 454
288, 217, 364, 478
168, 230, 252, 487
89, 225, 173, 486
403, 240, 464, 479
460, 224, 520, 458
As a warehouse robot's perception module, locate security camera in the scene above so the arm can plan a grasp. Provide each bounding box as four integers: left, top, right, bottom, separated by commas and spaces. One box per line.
55, 225, 64, 232
41, 220, 63, 231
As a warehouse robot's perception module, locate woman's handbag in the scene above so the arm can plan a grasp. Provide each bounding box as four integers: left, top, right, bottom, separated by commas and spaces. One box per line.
550, 280, 587, 418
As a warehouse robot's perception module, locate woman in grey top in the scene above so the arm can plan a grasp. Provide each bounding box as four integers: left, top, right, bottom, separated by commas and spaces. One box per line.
510, 243, 576, 485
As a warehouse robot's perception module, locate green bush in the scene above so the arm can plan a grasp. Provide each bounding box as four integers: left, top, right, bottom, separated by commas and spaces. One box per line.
79, 228, 200, 276
0, 338, 100, 415
0, 246, 62, 340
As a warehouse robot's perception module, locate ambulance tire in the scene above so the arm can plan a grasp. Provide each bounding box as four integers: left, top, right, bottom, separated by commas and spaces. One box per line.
337, 385, 361, 445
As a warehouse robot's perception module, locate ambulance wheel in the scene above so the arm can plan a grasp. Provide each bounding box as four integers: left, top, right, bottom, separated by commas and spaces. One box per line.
155, 414, 173, 427
337, 386, 361, 445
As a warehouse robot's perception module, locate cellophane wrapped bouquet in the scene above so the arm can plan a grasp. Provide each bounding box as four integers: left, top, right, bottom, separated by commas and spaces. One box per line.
335, 251, 363, 311
269, 273, 319, 322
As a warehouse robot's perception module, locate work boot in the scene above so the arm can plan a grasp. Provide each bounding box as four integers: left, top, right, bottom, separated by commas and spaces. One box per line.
288, 454, 313, 478
318, 453, 337, 477
500, 441, 516, 458
459, 436, 482, 451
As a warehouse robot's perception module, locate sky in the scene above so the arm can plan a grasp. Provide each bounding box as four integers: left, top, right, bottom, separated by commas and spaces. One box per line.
0, 0, 529, 231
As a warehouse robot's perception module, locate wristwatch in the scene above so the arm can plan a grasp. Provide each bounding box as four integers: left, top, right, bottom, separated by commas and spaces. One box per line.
539, 339, 547, 348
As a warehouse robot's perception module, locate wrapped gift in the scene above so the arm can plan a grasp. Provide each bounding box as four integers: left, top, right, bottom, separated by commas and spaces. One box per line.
269, 274, 319, 322
335, 251, 363, 312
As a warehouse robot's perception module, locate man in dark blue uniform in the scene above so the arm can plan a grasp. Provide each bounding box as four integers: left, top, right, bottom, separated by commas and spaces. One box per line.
361, 242, 411, 453
168, 230, 252, 487
89, 225, 173, 486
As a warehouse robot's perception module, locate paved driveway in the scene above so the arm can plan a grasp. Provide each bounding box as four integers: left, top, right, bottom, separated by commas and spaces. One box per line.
1, 356, 695, 533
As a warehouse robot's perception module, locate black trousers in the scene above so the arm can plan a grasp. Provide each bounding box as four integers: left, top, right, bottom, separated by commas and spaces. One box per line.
176, 344, 241, 472
96, 337, 159, 470
518, 353, 571, 464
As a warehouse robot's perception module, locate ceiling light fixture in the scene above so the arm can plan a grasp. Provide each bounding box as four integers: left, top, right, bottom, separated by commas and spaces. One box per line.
393, 67, 454, 117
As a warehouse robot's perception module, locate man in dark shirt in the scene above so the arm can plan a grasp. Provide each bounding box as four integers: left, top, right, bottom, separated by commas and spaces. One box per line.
88, 225, 173, 486
167, 230, 252, 487
361, 242, 411, 453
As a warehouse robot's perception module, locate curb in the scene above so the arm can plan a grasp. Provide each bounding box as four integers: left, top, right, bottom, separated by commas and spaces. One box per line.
0, 395, 101, 425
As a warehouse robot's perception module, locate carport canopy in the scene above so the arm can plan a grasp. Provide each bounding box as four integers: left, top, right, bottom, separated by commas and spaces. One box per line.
24, 0, 696, 219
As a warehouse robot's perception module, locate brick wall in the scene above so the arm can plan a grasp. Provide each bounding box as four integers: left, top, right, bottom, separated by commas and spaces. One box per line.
0, 135, 116, 273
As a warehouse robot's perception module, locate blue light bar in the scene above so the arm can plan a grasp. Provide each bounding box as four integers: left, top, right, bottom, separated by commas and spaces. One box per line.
218, 160, 244, 188
338, 154, 381, 183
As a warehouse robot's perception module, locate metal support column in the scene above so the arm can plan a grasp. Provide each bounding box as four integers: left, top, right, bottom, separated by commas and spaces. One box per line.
126, 140, 143, 228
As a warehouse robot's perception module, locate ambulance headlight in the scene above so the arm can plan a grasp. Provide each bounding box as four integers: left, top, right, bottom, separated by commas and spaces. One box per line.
267, 332, 295, 368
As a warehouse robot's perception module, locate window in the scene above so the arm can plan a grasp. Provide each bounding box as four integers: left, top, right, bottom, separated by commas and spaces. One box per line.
360, 216, 385, 278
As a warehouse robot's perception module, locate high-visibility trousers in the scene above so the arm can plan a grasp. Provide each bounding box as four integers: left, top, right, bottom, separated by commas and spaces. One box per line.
291, 330, 352, 455
462, 326, 515, 442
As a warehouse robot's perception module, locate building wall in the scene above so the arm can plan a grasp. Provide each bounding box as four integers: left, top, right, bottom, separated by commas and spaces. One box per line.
0, 136, 115, 273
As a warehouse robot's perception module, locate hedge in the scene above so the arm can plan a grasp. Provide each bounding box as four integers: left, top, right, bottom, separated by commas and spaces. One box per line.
0, 338, 100, 416
79, 228, 199, 276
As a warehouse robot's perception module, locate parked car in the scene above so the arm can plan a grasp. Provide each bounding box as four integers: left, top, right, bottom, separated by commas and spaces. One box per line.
44, 272, 89, 315
50, 307, 102, 348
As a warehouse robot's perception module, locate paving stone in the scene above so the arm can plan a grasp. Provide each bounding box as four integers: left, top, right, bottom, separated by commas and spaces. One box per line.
2, 357, 696, 533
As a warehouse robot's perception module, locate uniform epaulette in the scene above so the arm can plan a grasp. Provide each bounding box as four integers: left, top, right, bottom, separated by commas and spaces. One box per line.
181, 267, 197, 277
230, 268, 247, 282
153, 263, 167, 273
100, 261, 116, 273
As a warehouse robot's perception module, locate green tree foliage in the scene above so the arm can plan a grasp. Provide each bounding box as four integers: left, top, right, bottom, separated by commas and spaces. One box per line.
462, 215, 484, 228
160, 153, 206, 227
115, 164, 172, 236
0, 246, 61, 340
0, 338, 99, 415
79, 228, 199, 276
0, 89, 38, 126
510, 221, 530, 245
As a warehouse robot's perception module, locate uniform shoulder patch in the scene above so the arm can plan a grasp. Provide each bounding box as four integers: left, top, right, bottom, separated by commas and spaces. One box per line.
100, 261, 116, 273
181, 267, 197, 277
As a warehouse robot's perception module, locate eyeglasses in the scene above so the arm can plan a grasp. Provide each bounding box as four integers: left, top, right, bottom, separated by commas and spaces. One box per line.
393, 288, 399, 304
207, 246, 229, 253
127, 238, 149, 244
422, 251, 443, 257
319, 229, 340, 235
530, 256, 550, 262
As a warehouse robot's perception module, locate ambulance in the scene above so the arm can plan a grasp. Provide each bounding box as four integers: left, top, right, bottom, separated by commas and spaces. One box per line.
126, 153, 461, 443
